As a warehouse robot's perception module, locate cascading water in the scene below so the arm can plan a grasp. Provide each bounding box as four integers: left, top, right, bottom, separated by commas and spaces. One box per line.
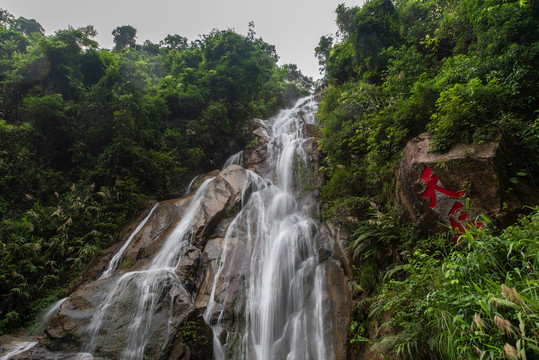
80, 179, 216, 359
37, 96, 336, 360
222, 150, 244, 170
0, 341, 39, 360
204, 97, 331, 359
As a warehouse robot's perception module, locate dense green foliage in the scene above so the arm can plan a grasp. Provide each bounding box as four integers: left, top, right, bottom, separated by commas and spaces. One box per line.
316, 0, 538, 358
0, 11, 312, 333
373, 208, 538, 359
317, 0, 538, 227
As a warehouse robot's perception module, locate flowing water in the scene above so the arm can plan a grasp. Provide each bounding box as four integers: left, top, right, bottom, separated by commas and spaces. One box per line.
222, 150, 244, 170
69, 96, 330, 360
0, 341, 39, 360
29, 297, 68, 335
204, 97, 330, 359
80, 179, 215, 359
99, 203, 159, 279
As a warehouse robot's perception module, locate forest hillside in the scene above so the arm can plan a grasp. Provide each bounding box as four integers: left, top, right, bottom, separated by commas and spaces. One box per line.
0, 0, 538, 358
315, 0, 538, 358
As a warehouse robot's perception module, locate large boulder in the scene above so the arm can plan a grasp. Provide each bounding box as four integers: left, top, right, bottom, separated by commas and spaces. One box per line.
43, 165, 250, 359
397, 133, 501, 235
191, 165, 247, 242
45, 273, 212, 360
195, 235, 248, 327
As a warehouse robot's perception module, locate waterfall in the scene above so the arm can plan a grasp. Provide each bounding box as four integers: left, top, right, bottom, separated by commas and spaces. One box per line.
183, 174, 201, 196
42, 96, 335, 360
29, 297, 68, 335
222, 150, 244, 170
204, 97, 330, 359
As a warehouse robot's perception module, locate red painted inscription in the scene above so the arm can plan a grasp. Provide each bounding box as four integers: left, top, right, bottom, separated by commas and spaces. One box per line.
421, 167, 465, 208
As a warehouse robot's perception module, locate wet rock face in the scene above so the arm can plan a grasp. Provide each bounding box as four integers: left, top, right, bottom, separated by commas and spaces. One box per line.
0, 340, 107, 360
194, 165, 246, 242
43, 165, 249, 359
195, 235, 248, 328
47, 275, 208, 359
123, 198, 192, 270
166, 311, 214, 360
301, 126, 324, 197
245, 118, 271, 173
397, 133, 501, 234
177, 245, 203, 293
46, 277, 115, 346
325, 260, 353, 360
35, 108, 355, 360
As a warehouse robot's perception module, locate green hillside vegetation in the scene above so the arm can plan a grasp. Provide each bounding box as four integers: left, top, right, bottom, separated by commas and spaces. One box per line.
316, 0, 538, 358
0, 10, 312, 333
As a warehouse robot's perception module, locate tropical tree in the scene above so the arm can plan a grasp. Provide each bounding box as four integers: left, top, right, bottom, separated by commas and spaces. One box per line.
112, 25, 137, 50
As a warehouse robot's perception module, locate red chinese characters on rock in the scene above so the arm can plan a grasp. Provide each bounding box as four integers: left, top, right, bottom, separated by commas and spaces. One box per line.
448, 201, 483, 241
420, 167, 482, 242
421, 167, 465, 208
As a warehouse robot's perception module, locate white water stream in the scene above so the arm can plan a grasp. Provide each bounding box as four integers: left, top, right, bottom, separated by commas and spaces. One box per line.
204, 97, 330, 359
222, 150, 244, 170
99, 203, 159, 279
0, 341, 38, 360
80, 178, 215, 359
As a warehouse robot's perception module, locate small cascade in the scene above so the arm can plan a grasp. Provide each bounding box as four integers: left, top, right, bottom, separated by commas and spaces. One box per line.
0, 341, 38, 360
99, 203, 159, 279
0, 297, 69, 359
30, 297, 68, 335
222, 150, 244, 170
80, 179, 215, 359
203, 97, 332, 359
183, 174, 201, 196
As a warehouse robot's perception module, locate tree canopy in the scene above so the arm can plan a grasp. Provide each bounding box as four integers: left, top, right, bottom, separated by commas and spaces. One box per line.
112, 25, 137, 50
317, 0, 538, 225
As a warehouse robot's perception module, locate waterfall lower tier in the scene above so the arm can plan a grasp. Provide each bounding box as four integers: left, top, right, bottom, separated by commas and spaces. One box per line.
38, 97, 352, 360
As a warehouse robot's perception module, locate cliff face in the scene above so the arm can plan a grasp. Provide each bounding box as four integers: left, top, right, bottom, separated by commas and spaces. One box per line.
1, 98, 353, 360
45, 165, 249, 359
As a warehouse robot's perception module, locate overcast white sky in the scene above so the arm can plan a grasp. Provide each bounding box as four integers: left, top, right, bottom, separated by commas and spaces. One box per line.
2, 0, 360, 80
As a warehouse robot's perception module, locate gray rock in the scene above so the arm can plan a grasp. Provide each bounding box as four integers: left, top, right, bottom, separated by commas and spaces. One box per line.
195, 236, 247, 328
42, 166, 251, 359
325, 259, 353, 360
245, 118, 271, 173
46, 272, 212, 360
397, 133, 501, 234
